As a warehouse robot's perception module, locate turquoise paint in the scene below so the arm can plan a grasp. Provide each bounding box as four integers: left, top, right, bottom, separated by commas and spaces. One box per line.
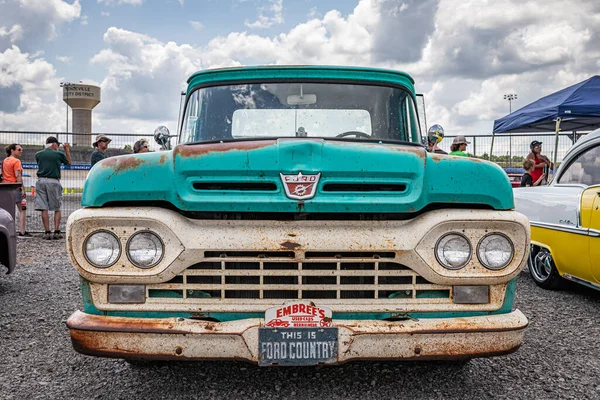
82, 66, 513, 210
82, 141, 513, 210
80, 277, 518, 321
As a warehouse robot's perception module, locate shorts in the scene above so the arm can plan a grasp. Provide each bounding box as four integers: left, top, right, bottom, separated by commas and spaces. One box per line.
34, 178, 63, 211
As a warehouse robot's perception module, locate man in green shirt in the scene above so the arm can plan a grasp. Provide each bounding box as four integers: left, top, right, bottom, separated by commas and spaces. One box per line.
34, 136, 72, 240
449, 136, 470, 157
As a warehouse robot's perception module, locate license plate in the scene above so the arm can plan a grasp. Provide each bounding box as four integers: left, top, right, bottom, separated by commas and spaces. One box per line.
258, 327, 338, 366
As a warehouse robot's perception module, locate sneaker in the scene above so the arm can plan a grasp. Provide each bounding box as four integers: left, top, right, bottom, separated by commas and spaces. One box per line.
42, 232, 53, 240
17, 232, 34, 239
52, 230, 63, 240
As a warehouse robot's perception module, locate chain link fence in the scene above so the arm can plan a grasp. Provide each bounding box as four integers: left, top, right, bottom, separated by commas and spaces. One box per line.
1, 130, 586, 233
1, 131, 154, 233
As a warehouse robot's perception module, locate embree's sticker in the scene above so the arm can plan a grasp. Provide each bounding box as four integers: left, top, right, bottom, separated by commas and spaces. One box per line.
265, 302, 332, 328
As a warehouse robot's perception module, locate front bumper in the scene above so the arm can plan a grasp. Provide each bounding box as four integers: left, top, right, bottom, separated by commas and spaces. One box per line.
67, 310, 528, 363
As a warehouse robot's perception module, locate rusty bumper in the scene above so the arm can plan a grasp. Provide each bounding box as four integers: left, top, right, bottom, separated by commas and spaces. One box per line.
67, 310, 528, 363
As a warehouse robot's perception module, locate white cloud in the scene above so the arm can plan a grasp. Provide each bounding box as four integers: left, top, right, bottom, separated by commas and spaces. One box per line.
189, 21, 203, 30
81, 15, 89, 25
0, 1, 81, 129
101, 11, 111, 16
0, 24, 24, 43
56, 55, 72, 63
307, 7, 319, 19
90, 27, 202, 124
4, 0, 600, 141
97, 0, 143, 5
178, 0, 183, 5
0, 45, 63, 124
0, 0, 81, 51
245, 0, 284, 29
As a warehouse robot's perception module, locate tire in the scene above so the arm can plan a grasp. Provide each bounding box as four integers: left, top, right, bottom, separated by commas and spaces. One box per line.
528, 245, 563, 289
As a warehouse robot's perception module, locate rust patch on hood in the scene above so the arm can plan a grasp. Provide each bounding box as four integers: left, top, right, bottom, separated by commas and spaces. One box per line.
159, 154, 169, 164
174, 140, 276, 158
100, 156, 146, 173
390, 145, 427, 159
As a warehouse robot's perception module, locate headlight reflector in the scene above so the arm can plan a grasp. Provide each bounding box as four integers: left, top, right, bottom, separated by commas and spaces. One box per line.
477, 233, 514, 270
84, 231, 121, 268
127, 231, 164, 269
435, 233, 471, 269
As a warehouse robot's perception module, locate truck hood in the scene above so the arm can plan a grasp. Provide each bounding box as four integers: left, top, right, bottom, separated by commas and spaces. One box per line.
82, 139, 513, 212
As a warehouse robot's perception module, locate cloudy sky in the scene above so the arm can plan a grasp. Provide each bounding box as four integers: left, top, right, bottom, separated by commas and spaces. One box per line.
1, 0, 599, 143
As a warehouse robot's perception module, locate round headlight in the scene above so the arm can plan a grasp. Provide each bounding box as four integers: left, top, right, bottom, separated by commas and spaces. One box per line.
477, 233, 514, 270
435, 233, 471, 270
84, 231, 121, 268
127, 231, 164, 269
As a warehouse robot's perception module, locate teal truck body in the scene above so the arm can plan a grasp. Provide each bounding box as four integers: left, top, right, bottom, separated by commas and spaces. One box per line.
67, 66, 528, 365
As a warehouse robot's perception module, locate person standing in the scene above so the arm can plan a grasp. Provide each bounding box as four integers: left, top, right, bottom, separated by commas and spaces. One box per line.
2, 144, 32, 237
90, 135, 112, 167
35, 136, 72, 240
133, 139, 149, 154
449, 136, 470, 157
525, 141, 552, 185
520, 160, 545, 187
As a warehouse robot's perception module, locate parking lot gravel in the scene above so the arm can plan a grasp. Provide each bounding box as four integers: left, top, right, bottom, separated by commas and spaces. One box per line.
1, 238, 599, 400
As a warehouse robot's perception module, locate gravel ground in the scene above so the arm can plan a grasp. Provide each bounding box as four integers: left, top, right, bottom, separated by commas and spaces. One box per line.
15, 194, 81, 234
1, 238, 599, 400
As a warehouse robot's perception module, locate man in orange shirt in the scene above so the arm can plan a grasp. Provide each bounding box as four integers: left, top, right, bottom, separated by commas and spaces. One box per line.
2, 144, 31, 237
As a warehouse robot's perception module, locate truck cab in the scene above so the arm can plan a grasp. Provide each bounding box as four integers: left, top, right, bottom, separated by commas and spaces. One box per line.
66, 66, 528, 365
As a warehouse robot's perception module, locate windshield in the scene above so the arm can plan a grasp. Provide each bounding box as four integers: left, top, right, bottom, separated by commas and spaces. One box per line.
180, 82, 420, 143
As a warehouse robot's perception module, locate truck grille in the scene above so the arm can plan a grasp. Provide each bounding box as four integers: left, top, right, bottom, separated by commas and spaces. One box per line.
146, 251, 451, 304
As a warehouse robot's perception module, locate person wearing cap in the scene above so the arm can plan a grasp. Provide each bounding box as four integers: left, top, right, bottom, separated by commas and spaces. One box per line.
34, 136, 72, 240
525, 140, 553, 185
449, 136, 470, 157
90, 134, 112, 167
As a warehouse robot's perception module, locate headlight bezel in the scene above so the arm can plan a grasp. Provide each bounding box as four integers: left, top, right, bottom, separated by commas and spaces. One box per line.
83, 230, 122, 269
476, 232, 514, 270
434, 232, 472, 270
126, 230, 165, 269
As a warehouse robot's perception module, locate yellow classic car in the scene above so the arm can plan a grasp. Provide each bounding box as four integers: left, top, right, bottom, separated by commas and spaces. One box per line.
514, 129, 600, 290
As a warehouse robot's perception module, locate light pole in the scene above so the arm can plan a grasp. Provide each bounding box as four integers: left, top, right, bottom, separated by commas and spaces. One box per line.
60, 81, 72, 144
504, 94, 517, 167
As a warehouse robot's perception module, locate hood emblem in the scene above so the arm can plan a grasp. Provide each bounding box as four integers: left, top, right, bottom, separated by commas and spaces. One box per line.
280, 172, 321, 200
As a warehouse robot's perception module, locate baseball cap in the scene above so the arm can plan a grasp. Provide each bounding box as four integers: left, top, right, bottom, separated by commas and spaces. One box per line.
93, 134, 112, 147
530, 140, 542, 148
46, 136, 62, 145
452, 135, 471, 145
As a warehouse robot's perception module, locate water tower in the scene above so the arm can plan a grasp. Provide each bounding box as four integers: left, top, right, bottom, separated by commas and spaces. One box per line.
62, 83, 101, 146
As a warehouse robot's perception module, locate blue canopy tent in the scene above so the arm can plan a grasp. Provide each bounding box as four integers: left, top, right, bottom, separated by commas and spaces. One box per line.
492, 75, 600, 174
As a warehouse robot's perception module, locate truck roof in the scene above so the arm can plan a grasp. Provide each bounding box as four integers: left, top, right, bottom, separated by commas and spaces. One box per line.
186, 65, 416, 95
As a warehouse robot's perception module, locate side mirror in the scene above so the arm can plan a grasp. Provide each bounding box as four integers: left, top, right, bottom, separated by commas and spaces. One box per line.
154, 126, 172, 150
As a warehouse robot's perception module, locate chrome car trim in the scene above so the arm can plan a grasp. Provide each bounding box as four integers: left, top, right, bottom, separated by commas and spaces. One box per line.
589, 229, 600, 237
530, 222, 592, 236
562, 274, 600, 291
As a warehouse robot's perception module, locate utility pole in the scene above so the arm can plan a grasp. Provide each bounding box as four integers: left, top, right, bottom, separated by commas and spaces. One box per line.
504, 94, 517, 167
60, 82, 73, 143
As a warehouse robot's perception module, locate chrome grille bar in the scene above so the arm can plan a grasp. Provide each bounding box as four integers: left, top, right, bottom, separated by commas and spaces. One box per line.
146, 251, 453, 303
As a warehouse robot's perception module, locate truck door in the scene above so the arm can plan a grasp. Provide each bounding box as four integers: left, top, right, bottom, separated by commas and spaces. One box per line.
589, 187, 600, 284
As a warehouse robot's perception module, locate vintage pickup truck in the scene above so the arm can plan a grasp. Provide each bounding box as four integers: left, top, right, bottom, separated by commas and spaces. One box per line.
66, 66, 529, 365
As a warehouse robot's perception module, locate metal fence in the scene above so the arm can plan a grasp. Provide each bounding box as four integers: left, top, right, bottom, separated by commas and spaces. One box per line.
1, 131, 153, 233
439, 132, 584, 167
0, 130, 586, 232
